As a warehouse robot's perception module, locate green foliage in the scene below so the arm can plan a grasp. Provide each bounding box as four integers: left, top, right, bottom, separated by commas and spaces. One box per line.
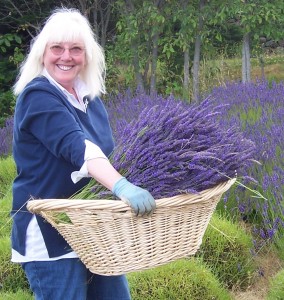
266, 269, 284, 300
0, 156, 16, 193
127, 258, 233, 300
0, 91, 15, 126
197, 214, 256, 289
0, 33, 24, 74
0, 290, 32, 300
0, 157, 29, 294
0, 157, 16, 239
0, 182, 13, 238
272, 236, 284, 262
239, 105, 262, 128
0, 237, 30, 292
0, 33, 23, 120
0, 34, 21, 54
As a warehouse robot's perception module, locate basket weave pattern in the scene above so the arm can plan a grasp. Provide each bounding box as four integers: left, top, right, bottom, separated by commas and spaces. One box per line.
27, 179, 235, 275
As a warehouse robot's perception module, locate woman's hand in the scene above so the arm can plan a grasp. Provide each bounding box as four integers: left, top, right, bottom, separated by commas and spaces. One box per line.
112, 177, 156, 217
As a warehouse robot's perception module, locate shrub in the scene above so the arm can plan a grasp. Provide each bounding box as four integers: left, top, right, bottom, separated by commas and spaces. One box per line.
127, 258, 232, 300
266, 269, 284, 300
197, 214, 255, 289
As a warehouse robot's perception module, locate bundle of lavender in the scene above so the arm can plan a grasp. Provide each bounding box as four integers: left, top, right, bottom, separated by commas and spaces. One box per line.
75, 95, 256, 200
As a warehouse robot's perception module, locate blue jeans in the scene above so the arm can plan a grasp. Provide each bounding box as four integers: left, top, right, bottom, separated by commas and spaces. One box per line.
22, 258, 131, 300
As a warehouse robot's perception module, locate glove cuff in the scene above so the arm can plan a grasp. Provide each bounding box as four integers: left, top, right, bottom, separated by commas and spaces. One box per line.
112, 177, 128, 195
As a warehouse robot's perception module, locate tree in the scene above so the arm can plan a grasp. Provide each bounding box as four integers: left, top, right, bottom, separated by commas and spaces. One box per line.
233, 0, 284, 82
0, 0, 59, 38
115, 0, 145, 91
74, 0, 116, 48
115, 0, 168, 94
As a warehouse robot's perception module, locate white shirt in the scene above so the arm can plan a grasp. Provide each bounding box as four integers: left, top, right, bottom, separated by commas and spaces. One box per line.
12, 70, 107, 262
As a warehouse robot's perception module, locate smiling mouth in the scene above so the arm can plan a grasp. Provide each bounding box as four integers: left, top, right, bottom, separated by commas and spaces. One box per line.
57, 65, 73, 71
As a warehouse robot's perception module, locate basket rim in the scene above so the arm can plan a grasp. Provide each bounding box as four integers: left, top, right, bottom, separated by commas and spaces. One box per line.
27, 178, 235, 214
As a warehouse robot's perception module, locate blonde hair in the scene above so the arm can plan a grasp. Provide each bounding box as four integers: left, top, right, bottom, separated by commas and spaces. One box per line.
13, 8, 105, 98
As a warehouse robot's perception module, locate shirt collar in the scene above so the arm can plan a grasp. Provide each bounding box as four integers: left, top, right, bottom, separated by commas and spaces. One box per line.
41, 68, 90, 101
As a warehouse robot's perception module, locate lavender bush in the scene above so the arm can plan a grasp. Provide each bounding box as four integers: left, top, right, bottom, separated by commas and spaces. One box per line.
208, 80, 284, 241
0, 117, 13, 157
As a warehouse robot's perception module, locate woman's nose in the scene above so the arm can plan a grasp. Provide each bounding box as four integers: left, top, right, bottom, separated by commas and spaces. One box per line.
60, 49, 72, 59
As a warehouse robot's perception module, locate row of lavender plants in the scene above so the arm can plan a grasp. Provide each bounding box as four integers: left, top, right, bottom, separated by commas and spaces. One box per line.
209, 80, 284, 242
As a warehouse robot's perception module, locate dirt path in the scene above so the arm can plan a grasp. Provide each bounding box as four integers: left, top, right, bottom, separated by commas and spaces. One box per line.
232, 249, 283, 300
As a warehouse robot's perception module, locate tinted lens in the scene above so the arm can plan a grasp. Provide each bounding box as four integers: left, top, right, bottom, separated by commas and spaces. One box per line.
69, 47, 84, 55
49, 45, 84, 56
50, 45, 64, 55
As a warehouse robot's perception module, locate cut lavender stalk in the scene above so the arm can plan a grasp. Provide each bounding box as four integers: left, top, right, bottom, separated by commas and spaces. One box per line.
75, 93, 256, 200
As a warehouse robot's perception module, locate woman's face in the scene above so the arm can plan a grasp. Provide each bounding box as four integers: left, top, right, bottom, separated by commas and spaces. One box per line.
43, 41, 86, 91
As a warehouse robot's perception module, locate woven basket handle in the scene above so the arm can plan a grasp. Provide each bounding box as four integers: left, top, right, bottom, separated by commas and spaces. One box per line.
27, 179, 235, 214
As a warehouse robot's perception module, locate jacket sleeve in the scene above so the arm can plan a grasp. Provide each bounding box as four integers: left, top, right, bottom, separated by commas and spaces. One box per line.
15, 88, 86, 168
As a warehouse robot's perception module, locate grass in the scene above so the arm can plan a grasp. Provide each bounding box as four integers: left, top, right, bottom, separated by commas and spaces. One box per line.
198, 53, 284, 97
266, 269, 284, 300
198, 214, 256, 290
0, 237, 30, 293
0, 156, 16, 195
0, 290, 32, 300
0, 155, 15, 238
128, 258, 233, 300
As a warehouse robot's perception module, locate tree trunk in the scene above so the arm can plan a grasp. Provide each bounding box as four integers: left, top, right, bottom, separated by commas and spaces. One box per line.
149, 0, 165, 95
242, 32, 251, 83
133, 45, 145, 91
259, 56, 265, 79
124, 0, 145, 91
192, 0, 205, 102
183, 47, 190, 100
87, 1, 112, 49
150, 32, 159, 96
181, 0, 190, 101
91, 2, 99, 40
143, 42, 151, 85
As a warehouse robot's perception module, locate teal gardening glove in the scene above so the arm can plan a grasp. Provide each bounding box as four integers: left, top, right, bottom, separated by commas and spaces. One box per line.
112, 177, 156, 216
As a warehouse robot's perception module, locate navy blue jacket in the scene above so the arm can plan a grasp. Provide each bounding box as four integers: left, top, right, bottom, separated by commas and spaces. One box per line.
12, 77, 114, 257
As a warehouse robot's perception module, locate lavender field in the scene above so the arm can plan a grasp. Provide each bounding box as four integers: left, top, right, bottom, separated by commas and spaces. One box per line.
0, 80, 283, 244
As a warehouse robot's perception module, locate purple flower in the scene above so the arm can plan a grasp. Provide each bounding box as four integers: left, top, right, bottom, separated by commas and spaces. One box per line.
0, 117, 13, 157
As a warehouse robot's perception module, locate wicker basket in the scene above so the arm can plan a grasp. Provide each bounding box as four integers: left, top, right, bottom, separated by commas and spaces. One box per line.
27, 179, 235, 276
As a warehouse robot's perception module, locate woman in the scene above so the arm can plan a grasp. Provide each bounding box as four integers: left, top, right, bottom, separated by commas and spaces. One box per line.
11, 8, 156, 300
